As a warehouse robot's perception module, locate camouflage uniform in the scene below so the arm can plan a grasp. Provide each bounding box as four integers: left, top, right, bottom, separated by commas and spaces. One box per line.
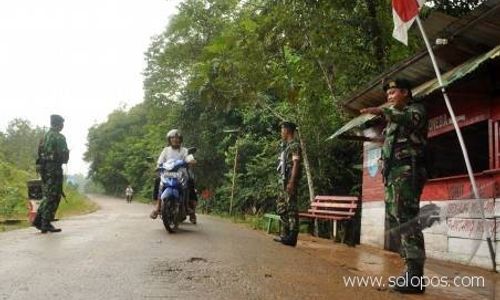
381, 100, 428, 265
36, 116, 69, 227
277, 139, 301, 238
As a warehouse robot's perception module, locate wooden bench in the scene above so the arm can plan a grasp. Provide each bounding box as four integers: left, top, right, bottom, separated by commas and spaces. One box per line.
299, 195, 359, 243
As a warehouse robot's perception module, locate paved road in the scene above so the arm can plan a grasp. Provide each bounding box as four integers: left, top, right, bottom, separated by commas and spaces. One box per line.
1, 195, 495, 299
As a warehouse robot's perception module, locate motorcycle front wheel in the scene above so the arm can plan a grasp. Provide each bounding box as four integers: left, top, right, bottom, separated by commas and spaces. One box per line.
161, 199, 177, 233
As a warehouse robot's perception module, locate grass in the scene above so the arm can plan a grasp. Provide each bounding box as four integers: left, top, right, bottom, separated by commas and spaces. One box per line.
0, 220, 30, 232
209, 212, 309, 234
0, 187, 98, 232
56, 189, 99, 219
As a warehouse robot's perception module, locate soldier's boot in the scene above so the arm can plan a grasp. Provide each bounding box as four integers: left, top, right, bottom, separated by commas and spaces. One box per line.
48, 222, 62, 233
281, 231, 298, 247
40, 219, 50, 234
392, 260, 425, 294
273, 227, 289, 243
273, 235, 285, 242
32, 214, 42, 230
40, 219, 62, 233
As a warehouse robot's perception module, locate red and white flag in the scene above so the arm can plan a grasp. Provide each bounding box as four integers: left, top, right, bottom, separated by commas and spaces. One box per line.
392, 0, 425, 45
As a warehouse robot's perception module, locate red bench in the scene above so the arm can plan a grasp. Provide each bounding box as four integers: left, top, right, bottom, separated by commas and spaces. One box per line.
299, 195, 359, 243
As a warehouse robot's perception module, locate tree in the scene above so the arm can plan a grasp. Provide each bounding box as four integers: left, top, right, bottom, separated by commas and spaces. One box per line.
0, 119, 45, 172
85, 0, 483, 215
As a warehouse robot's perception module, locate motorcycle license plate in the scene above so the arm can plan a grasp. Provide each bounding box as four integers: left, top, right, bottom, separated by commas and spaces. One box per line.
163, 172, 180, 178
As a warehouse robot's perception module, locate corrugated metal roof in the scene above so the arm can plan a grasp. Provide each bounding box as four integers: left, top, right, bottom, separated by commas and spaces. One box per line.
329, 44, 500, 140
413, 45, 500, 97
343, 0, 500, 112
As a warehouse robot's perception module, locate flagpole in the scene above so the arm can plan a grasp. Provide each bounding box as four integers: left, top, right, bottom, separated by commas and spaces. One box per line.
415, 16, 496, 271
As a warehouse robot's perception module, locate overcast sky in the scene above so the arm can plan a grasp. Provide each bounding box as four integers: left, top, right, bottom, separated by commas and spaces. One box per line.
0, 0, 180, 175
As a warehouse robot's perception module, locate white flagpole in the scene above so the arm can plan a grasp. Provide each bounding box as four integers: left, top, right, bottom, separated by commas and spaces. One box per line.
415, 16, 479, 199
415, 16, 496, 270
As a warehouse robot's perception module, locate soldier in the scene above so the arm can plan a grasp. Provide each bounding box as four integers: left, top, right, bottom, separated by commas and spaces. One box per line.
274, 121, 301, 247
360, 79, 428, 294
32, 114, 69, 233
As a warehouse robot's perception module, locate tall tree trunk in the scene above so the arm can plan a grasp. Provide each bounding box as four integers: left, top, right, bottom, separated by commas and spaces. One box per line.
229, 141, 239, 215
365, 0, 385, 68
298, 131, 315, 203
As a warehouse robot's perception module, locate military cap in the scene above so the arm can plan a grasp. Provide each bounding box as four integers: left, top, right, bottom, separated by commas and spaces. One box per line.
50, 114, 65, 126
280, 121, 297, 131
382, 78, 412, 92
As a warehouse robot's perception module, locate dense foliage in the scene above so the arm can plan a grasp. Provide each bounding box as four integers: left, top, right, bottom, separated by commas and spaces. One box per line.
84, 0, 482, 215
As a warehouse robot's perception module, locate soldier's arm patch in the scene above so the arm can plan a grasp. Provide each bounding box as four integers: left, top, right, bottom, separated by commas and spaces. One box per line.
411, 108, 426, 128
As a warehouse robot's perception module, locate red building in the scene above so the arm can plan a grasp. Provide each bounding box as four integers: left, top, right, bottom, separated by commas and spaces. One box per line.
341, 1, 500, 269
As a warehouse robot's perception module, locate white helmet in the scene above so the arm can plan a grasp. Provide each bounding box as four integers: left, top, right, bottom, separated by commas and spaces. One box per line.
166, 129, 183, 145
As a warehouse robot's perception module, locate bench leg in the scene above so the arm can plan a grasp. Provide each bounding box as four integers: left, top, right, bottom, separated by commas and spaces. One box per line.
313, 218, 319, 237
332, 220, 337, 243
266, 218, 272, 234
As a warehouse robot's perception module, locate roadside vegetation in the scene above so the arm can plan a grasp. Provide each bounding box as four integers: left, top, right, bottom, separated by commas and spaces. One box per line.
0, 119, 95, 232
84, 0, 481, 223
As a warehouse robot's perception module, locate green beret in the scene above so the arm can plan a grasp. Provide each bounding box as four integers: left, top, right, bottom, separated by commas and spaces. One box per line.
280, 121, 297, 131
50, 114, 65, 126
382, 78, 412, 92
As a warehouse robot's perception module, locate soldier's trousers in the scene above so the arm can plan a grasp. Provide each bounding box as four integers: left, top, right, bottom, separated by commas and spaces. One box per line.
37, 167, 63, 222
276, 190, 298, 235
385, 168, 426, 264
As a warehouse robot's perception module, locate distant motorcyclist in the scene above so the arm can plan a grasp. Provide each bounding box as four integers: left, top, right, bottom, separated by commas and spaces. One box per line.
150, 129, 197, 221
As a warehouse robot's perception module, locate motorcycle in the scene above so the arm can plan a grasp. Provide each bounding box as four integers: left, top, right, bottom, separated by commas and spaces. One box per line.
157, 148, 196, 233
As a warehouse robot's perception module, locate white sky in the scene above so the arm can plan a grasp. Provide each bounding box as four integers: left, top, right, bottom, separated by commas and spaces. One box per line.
0, 0, 181, 175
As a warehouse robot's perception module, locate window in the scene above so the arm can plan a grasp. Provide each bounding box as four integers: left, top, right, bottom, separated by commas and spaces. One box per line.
427, 121, 489, 179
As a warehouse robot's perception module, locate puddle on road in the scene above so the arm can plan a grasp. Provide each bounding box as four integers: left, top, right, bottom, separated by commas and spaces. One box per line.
298, 236, 500, 300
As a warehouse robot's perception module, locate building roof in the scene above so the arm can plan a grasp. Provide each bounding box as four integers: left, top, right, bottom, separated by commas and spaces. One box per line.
329, 44, 500, 140
343, 0, 500, 112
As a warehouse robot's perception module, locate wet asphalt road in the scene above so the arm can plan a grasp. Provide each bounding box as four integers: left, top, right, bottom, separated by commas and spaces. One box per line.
0, 195, 336, 300
0, 195, 461, 300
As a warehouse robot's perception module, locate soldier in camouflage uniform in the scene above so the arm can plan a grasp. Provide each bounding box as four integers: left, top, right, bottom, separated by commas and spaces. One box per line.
32, 115, 69, 233
274, 121, 301, 247
361, 79, 428, 294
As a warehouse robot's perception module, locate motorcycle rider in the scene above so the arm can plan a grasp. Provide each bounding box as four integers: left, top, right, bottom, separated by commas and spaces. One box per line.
150, 129, 197, 222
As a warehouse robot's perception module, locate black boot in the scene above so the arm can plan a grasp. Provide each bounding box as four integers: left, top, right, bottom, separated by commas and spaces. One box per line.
281, 231, 298, 247
48, 223, 62, 233
273, 235, 285, 242
32, 214, 42, 230
40, 219, 61, 233
40, 219, 50, 234
273, 228, 289, 243
391, 260, 425, 294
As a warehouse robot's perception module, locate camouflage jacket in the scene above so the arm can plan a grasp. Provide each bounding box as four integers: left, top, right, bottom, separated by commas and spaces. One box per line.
381, 100, 428, 171
278, 139, 302, 185
39, 128, 69, 165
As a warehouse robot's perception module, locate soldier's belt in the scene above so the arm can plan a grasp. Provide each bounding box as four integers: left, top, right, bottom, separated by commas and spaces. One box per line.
391, 156, 425, 166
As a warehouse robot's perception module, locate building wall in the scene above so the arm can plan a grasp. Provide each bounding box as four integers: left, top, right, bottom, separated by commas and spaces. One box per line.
361, 198, 500, 269
360, 93, 500, 269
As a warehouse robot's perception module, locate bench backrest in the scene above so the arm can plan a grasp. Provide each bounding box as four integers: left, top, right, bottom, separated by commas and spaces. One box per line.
308, 195, 359, 217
